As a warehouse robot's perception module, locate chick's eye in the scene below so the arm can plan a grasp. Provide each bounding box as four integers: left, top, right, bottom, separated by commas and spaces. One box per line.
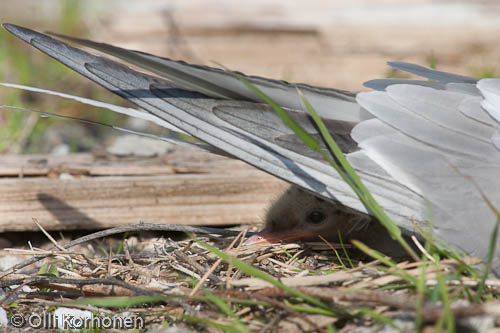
306, 211, 325, 224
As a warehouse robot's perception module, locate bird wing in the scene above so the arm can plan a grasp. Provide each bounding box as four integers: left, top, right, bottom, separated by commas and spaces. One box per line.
47, 30, 362, 123
357, 85, 500, 259
4, 24, 500, 268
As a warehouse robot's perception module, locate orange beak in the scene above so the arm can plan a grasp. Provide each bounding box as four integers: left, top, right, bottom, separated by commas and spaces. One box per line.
243, 228, 317, 246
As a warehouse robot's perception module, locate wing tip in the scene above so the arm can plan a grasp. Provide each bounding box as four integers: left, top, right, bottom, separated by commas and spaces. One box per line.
3, 23, 44, 44
2, 23, 16, 31
363, 79, 387, 91
3, 23, 29, 38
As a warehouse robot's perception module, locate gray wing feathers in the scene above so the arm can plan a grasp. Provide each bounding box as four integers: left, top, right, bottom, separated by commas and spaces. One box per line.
459, 97, 498, 127
477, 79, 500, 123
445, 82, 481, 96
49, 30, 363, 123
386, 85, 495, 141
364, 78, 446, 91
357, 75, 500, 262
361, 136, 499, 258
388, 61, 478, 83
357, 89, 500, 162
476, 79, 500, 151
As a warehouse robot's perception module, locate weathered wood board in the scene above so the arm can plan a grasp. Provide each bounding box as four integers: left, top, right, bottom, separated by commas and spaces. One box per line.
0, 149, 287, 232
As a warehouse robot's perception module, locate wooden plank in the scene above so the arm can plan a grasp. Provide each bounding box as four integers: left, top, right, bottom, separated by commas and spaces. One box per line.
0, 149, 251, 176
0, 149, 287, 232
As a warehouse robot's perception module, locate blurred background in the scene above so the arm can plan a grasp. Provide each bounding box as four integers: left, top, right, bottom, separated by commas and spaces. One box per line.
1, 0, 500, 154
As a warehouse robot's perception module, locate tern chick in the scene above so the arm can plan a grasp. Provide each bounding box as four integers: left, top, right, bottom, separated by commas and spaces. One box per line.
246, 186, 411, 259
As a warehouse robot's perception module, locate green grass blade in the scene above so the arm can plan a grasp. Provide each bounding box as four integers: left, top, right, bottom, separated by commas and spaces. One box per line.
451, 170, 500, 300
434, 264, 455, 332
352, 240, 418, 286
182, 314, 236, 331
205, 292, 249, 333
234, 70, 418, 260
236, 74, 319, 151
326, 324, 336, 333
296, 88, 418, 260
337, 231, 354, 269
65, 295, 268, 309
283, 300, 338, 316
415, 251, 429, 330
66, 296, 171, 308
473, 190, 500, 301
193, 236, 333, 311
413, 224, 477, 277
354, 307, 398, 329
